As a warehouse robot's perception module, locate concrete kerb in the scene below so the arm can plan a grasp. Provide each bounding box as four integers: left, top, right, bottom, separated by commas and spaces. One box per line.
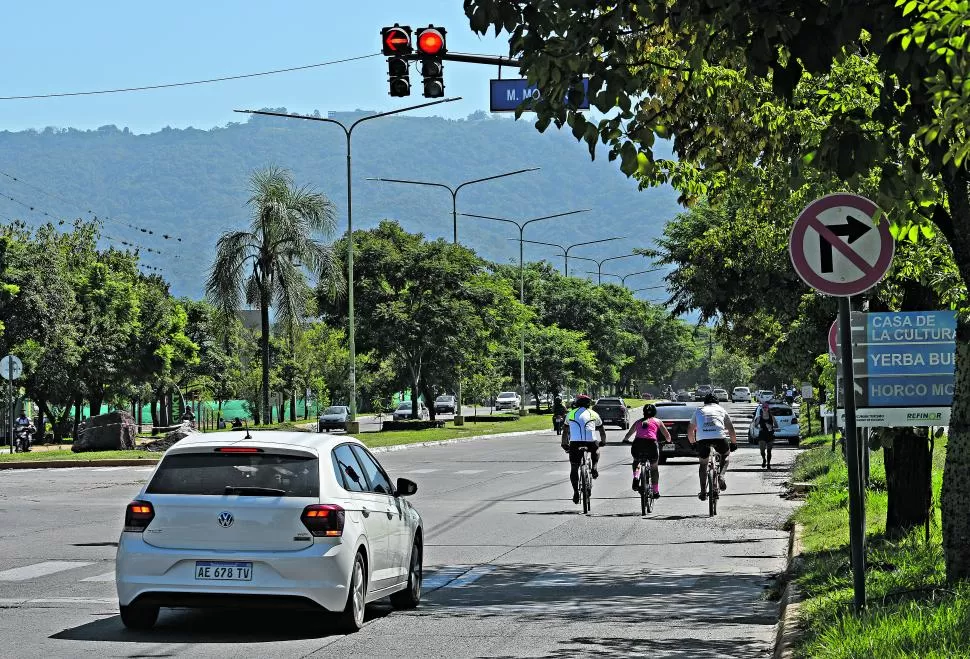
0, 429, 550, 469
774, 522, 805, 659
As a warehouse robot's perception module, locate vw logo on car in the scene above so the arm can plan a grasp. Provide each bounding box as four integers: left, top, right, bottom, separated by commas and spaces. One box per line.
217, 511, 234, 528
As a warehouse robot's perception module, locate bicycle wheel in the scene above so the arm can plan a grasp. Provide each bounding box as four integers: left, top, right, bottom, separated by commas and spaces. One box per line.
708, 469, 717, 517
582, 469, 591, 514
640, 467, 648, 515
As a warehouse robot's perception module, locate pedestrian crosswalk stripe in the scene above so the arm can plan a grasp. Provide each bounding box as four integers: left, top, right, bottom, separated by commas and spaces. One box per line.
422, 566, 469, 589
0, 561, 93, 581
443, 565, 495, 588
81, 571, 115, 582
455, 469, 484, 475
410, 468, 439, 474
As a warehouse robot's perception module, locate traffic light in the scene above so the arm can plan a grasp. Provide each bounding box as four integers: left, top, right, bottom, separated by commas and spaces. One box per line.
381, 24, 412, 97
387, 56, 410, 97
415, 26, 446, 98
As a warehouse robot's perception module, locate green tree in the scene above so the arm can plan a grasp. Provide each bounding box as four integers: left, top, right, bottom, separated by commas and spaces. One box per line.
206, 167, 339, 425
523, 323, 597, 409
709, 349, 754, 391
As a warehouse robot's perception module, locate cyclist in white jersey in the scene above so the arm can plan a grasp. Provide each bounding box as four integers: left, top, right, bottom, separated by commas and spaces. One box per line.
560, 393, 606, 504
687, 393, 738, 501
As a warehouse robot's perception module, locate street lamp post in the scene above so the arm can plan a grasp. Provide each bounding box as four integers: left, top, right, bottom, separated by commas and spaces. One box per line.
460, 209, 592, 397
365, 168, 539, 244
235, 99, 460, 431
595, 268, 664, 287
512, 237, 625, 276
584, 253, 644, 284
632, 284, 667, 294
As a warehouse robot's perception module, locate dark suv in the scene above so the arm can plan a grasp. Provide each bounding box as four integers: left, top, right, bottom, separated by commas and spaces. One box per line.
654, 402, 700, 463
593, 397, 630, 429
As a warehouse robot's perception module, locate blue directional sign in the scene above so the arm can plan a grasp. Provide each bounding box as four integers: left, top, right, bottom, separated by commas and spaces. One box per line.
490, 78, 590, 112
849, 310, 956, 409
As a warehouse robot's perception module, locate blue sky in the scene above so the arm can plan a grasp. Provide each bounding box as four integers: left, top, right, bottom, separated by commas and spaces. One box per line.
0, 1, 514, 133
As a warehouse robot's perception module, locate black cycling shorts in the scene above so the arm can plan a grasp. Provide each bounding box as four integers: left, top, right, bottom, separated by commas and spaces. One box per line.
568, 442, 600, 465
631, 438, 659, 463
695, 438, 731, 459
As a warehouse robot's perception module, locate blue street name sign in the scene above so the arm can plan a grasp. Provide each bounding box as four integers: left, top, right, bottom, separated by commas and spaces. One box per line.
865, 374, 955, 406
489, 78, 590, 112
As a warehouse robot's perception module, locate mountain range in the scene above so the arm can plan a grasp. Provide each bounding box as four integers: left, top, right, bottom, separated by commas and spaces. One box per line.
0, 110, 682, 299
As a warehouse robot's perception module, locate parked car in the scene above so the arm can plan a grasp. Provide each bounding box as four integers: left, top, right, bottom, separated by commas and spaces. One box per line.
318, 406, 349, 432
433, 395, 457, 414
748, 403, 800, 445
393, 400, 429, 421
593, 397, 630, 429
756, 390, 775, 403
115, 431, 423, 631
713, 388, 729, 402
731, 386, 751, 403
694, 384, 714, 401
654, 402, 701, 463
495, 391, 521, 411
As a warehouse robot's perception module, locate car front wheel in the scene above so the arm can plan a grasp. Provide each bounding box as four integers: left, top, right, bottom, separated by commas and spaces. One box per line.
119, 603, 159, 630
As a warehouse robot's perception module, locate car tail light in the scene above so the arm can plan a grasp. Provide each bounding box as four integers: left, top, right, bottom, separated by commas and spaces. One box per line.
215, 447, 262, 453
124, 500, 155, 532
663, 421, 674, 427
301, 504, 345, 537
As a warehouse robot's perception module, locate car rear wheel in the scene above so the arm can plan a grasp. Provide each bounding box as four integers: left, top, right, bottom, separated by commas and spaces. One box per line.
391, 539, 422, 610
119, 603, 159, 630
336, 552, 367, 633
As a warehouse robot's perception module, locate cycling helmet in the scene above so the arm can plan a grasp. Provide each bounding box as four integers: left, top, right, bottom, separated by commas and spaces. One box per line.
575, 393, 593, 407
643, 403, 657, 418
554, 395, 563, 403
704, 393, 719, 405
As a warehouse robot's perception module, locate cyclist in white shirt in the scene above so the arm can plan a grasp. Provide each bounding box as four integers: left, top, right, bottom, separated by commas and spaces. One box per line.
560, 393, 606, 504
687, 393, 738, 501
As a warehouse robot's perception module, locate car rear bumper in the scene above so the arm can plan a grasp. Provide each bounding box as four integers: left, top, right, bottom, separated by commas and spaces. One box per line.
318, 420, 346, 429
116, 533, 355, 612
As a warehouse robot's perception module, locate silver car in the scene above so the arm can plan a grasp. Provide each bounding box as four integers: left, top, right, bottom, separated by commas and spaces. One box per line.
318, 405, 349, 432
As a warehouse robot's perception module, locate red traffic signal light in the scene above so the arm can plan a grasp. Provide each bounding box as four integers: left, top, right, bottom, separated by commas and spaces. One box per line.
416, 26, 446, 55
381, 24, 412, 56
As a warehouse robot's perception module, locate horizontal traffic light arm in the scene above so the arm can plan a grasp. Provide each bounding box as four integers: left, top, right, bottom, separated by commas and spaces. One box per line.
406, 52, 521, 66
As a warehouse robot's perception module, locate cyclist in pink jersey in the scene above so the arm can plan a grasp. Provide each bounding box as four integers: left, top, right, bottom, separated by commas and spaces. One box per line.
621, 404, 671, 497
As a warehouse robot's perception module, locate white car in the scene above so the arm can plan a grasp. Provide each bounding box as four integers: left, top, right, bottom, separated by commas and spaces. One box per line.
713, 388, 729, 402
731, 386, 751, 403
392, 400, 429, 421
115, 431, 424, 632
756, 390, 775, 403
748, 403, 801, 445
495, 391, 521, 411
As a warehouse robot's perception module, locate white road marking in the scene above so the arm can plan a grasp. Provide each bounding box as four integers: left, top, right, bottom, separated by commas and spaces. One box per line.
443, 565, 495, 588
135, 468, 155, 472
634, 576, 699, 588
410, 469, 439, 474
501, 470, 530, 474
524, 571, 579, 588
81, 571, 116, 582
422, 566, 469, 589
455, 470, 484, 475
0, 561, 93, 581
94, 467, 126, 471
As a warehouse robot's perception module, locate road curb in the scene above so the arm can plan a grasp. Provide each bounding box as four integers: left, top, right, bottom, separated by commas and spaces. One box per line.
0, 458, 160, 470
0, 429, 552, 469
774, 522, 804, 659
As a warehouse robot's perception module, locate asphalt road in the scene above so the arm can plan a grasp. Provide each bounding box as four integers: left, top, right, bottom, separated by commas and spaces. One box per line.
0, 402, 798, 658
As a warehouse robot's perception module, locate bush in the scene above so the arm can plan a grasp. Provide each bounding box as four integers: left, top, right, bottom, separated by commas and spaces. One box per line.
465, 414, 519, 423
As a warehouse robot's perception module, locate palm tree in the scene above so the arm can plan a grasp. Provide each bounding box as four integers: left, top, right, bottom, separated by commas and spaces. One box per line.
206, 167, 340, 425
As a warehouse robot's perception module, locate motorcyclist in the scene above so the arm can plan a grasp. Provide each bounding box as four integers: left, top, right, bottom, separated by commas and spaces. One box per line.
14, 410, 34, 451
552, 395, 568, 433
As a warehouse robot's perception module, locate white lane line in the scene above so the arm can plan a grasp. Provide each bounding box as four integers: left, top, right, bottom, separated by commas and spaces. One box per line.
410, 468, 439, 474
501, 470, 530, 474
443, 565, 496, 588
81, 571, 115, 582
455, 469, 484, 475
0, 561, 94, 581
422, 566, 469, 590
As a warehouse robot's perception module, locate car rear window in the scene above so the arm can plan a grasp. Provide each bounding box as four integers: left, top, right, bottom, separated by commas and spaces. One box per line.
655, 405, 694, 420
770, 406, 794, 416
147, 452, 319, 497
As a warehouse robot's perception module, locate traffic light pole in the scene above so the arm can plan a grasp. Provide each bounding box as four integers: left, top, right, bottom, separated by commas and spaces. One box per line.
235, 99, 460, 430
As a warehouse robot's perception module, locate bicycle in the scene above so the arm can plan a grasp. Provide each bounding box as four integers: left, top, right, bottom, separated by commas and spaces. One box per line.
635, 457, 654, 515
707, 452, 723, 516
578, 447, 593, 514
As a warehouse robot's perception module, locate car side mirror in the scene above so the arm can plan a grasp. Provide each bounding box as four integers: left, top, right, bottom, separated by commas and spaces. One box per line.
396, 477, 418, 497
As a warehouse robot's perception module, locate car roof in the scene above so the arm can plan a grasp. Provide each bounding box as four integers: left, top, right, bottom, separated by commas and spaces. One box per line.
165, 430, 364, 456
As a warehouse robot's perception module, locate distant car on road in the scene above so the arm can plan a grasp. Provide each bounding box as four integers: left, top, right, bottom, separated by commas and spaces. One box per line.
593, 397, 630, 429
318, 406, 349, 432
115, 431, 424, 632
732, 386, 751, 403
393, 400, 429, 421
433, 395, 457, 415
676, 391, 693, 402
654, 402, 701, 463
495, 391, 521, 411
756, 390, 775, 403
749, 403, 800, 445
694, 384, 714, 401
713, 388, 729, 402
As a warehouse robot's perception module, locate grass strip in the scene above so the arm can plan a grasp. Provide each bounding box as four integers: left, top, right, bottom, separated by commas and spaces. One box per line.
353, 413, 552, 448
0, 449, 156, 462
790, 433, 970, 658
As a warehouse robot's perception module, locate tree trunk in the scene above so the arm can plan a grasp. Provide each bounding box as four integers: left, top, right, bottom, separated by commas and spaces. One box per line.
89, 391, 103, 419
882, 428, 932, 539
422, 382, 435, 422
73, 400, 82, 439
278, 400, 285, 425
941, 167, 970, 582
150, 397, 159, 435
289, 391, 296, 422
260, 289, 272, 427
35, 395, 46, 442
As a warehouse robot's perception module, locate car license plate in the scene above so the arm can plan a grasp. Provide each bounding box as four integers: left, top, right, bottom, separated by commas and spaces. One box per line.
195, 560, 252, 581
662, 444, 676, 452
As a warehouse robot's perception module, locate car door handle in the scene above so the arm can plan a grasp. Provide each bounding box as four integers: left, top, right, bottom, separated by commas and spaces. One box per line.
361, 507, 370, 517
